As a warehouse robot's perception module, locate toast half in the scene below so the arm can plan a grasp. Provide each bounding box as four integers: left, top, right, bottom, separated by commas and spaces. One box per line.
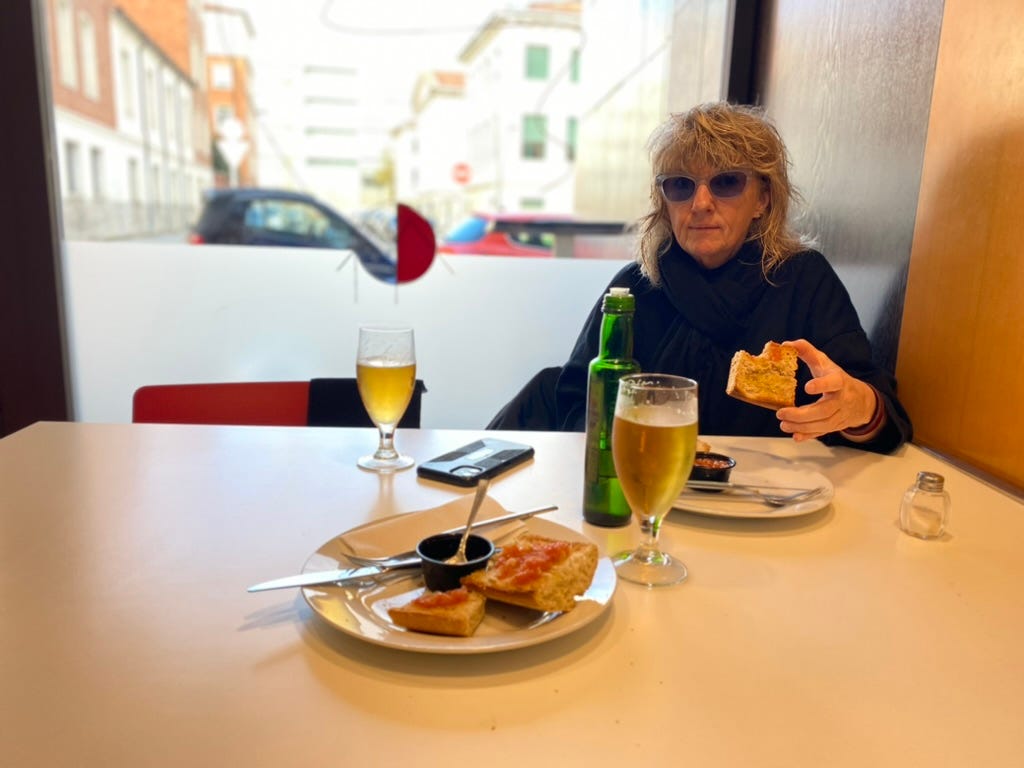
461, 533, 599, 613
726, 341, 798, 409
388, 587, 487, 637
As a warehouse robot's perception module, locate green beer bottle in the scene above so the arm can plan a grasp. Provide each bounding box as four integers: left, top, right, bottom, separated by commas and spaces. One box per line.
583, 287, 640, 527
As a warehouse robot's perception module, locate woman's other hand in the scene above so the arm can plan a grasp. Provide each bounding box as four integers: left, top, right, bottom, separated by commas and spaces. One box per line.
775, 339, 880, 441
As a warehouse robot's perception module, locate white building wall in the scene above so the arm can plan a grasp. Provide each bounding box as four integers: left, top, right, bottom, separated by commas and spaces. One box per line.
391, 123, 416, 204
463, 50, 503, 213
249, 60, 365, 214
410, 93, 470, 233
459, 17, 581, 215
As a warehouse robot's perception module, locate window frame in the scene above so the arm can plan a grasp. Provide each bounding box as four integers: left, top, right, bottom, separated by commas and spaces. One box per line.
522, 114, 547, 160
525, 44, 549, 80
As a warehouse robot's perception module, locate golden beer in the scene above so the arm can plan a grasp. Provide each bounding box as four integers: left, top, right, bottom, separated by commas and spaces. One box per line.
356, 362, 416, 427
612, 405, 697, 518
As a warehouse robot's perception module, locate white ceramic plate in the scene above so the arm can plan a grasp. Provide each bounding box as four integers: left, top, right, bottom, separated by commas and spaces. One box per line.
673, 445, 834, 519
301, 517, 615, 654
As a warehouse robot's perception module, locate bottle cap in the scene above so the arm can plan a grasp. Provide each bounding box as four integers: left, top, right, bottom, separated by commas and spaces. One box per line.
602, 287, 634, 313
916, 471, 945, 492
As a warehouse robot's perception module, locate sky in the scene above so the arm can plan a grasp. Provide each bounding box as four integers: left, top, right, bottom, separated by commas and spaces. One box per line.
231, 0, 522, 127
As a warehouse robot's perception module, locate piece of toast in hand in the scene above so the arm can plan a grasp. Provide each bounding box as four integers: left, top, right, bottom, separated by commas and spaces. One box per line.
461, 532, 599, 613
388, 587, 487, 637
726, 341, 798, 409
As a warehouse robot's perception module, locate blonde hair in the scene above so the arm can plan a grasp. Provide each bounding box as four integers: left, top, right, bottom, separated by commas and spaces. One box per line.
636, 102, 813, 285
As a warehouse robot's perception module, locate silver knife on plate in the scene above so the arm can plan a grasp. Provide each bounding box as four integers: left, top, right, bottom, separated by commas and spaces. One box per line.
685, 479, 815, 492
247, 564, 414, 592
247, 504, 558, 593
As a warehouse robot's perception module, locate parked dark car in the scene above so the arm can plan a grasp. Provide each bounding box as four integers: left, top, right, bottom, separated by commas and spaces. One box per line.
189, 188, 396, 281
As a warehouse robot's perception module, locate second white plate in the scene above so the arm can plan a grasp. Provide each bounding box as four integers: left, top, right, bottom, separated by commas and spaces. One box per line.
673, 446, 834, 519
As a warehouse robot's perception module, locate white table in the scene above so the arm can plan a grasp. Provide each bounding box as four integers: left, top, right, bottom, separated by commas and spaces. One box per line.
1, 422, 1022, 766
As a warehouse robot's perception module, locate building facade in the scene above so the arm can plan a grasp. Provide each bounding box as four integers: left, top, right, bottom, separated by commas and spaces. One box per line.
46, 0, 213, 240
457, 4, 582, 216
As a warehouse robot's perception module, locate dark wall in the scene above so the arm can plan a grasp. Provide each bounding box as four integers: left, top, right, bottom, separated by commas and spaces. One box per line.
0, 0, 69, 436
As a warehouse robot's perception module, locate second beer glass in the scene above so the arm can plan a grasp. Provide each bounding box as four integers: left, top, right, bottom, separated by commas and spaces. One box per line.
355, 325, 416, 472
611, 373, 698, 586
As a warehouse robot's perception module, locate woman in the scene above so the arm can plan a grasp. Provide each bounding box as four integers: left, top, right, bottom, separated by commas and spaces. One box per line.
491, 101, 912, 453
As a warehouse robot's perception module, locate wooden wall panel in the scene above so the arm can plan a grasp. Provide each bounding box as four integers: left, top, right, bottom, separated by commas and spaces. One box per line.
897, 0, 1024, 491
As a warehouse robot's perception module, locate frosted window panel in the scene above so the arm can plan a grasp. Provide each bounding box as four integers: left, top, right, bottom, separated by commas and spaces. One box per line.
62, 242, 628, 429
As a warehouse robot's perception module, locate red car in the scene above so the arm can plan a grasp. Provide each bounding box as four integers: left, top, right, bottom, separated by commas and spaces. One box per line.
438, 213, 565, 257
438, 213, 632, 259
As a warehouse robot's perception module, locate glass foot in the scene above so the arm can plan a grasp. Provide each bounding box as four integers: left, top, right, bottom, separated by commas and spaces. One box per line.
357, 453, 414, 473
612, 548, 688, 586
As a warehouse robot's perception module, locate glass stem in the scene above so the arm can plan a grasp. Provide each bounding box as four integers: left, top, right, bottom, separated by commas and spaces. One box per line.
375, 426, 398, 459
635, 514, 663, 558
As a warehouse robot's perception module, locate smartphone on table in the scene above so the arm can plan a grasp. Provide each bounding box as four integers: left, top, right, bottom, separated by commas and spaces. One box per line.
416, 438, 535, 486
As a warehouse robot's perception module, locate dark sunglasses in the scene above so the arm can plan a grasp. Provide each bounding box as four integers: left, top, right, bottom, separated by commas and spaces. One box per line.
656, 170, 752, 203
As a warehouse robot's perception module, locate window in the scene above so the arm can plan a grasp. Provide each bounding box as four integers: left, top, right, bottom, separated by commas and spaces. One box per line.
215, 105, 234, 128
128, 158, 140, 203
180, 92, 191, 147
566, 117, 578, 162
145, 67, 157, 129
304, 96, 357, 106
306, 157, 358, 167
522, 115, 547, 159
242, 199, 357, 249
120, 49, 135, 119
525, 45, 549, 80
211, 63, 233, 90
150, 164, 161, 203
190, 40, 205, 90
79, 12, 99, 100
172, 87, 183, 147
56, 0, 77, 88
44, 0, 668, 431
90, 148, 103, 200
64, 141, 80, 195
570, 48, 580, 83
305, 126, 357, 136
304, 65, 357, 75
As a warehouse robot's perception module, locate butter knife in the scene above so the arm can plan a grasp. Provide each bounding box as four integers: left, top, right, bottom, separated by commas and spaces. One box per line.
685, 479, 815, 492
248, 504, 559, 592
247, 562, 417, 593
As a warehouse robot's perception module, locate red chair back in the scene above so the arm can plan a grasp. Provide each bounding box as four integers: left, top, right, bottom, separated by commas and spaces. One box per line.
132, 382, 311, 426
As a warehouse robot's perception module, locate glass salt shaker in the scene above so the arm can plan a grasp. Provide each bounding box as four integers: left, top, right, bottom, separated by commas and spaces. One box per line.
899, 471, 950, 539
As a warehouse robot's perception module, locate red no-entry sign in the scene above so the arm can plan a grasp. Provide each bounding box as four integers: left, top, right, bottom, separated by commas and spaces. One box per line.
452, 163, 471, 185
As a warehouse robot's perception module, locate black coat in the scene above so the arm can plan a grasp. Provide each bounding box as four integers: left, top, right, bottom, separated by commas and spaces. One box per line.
490, 240, 912, 454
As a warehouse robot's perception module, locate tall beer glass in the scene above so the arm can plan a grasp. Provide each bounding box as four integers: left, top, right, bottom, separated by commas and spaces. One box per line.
611, 374, 698, 586
355, 326, 416, 472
